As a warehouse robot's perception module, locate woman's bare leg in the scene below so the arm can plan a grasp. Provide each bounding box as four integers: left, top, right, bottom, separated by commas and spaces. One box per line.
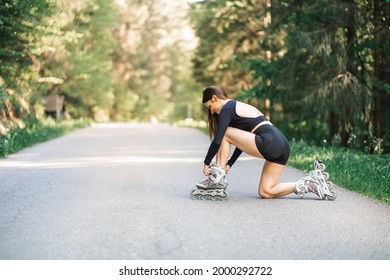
216, 137, 231, 167
224, 127, 295, 198
258, 161, 295, 198
224, 127, 263, 158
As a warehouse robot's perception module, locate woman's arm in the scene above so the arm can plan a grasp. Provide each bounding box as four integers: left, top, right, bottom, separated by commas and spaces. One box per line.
226, 147, 243, 168
203, 106, 233, 165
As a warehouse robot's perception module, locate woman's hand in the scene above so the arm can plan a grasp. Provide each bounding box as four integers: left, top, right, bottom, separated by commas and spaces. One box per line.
203, 164, 211, 176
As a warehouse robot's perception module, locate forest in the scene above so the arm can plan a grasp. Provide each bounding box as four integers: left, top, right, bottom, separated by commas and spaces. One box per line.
0, 0, 389, 153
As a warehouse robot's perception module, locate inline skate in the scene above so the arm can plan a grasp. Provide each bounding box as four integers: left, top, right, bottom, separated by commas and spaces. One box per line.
191, 164, 228, 201
294, 157, 337, 200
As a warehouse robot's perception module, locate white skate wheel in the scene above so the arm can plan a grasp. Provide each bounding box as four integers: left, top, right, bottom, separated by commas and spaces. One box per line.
323, 172, 330, 181
327, 191, 337, 201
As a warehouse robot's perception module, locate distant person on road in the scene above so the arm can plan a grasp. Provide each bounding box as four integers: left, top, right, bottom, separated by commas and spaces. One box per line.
191, 86, 336, 201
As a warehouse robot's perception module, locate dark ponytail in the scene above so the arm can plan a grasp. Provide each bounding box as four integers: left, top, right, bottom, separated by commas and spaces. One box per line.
202, 86, 229, 139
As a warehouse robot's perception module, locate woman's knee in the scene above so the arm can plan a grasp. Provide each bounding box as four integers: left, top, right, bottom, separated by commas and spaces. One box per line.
258, 188, 275, 199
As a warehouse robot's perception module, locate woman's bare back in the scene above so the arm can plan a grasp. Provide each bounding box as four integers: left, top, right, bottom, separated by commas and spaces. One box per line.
235, 101, 263, 118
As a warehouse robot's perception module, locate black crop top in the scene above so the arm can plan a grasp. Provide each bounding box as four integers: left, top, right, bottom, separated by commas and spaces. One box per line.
204, 100, 267, 167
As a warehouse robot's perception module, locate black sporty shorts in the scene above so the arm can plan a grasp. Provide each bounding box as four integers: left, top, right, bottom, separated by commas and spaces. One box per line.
253, 124, 290, 165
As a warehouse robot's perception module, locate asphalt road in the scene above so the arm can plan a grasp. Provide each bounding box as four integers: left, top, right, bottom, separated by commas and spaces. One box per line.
0, 123, 389, 260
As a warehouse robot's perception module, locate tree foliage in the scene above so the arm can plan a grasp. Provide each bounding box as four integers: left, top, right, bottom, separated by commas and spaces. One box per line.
189, 0, 389, 153
1, 0, 388, 154
112, 0, 199, 121
0, 0, 199, 132
0, 0, 51, 131
37, 0, 120, 120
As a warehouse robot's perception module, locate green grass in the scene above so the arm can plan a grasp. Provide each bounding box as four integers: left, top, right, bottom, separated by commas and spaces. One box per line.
289, 140, 390, 204
0, 118, 91, 158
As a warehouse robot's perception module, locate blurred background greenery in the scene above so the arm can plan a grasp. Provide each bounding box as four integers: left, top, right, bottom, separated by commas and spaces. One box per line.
0, 0, 388, 154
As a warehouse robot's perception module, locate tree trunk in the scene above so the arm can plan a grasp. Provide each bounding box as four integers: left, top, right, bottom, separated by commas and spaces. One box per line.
329, 112, 339, 143
373, 0, 382, 139
341, 0, 357, 147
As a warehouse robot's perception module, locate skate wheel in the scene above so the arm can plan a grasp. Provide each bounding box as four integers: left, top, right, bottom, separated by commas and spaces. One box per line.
327, 191, 337, 201
314, 157, 326, 172
323, 172, 330, 181
190, 189, 228, 201
326, 181, 334, 190
190, 189, 204, 200
211, 195, 228, 201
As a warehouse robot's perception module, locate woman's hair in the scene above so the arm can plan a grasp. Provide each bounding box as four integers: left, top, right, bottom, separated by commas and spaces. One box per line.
202, 86, 229, 139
